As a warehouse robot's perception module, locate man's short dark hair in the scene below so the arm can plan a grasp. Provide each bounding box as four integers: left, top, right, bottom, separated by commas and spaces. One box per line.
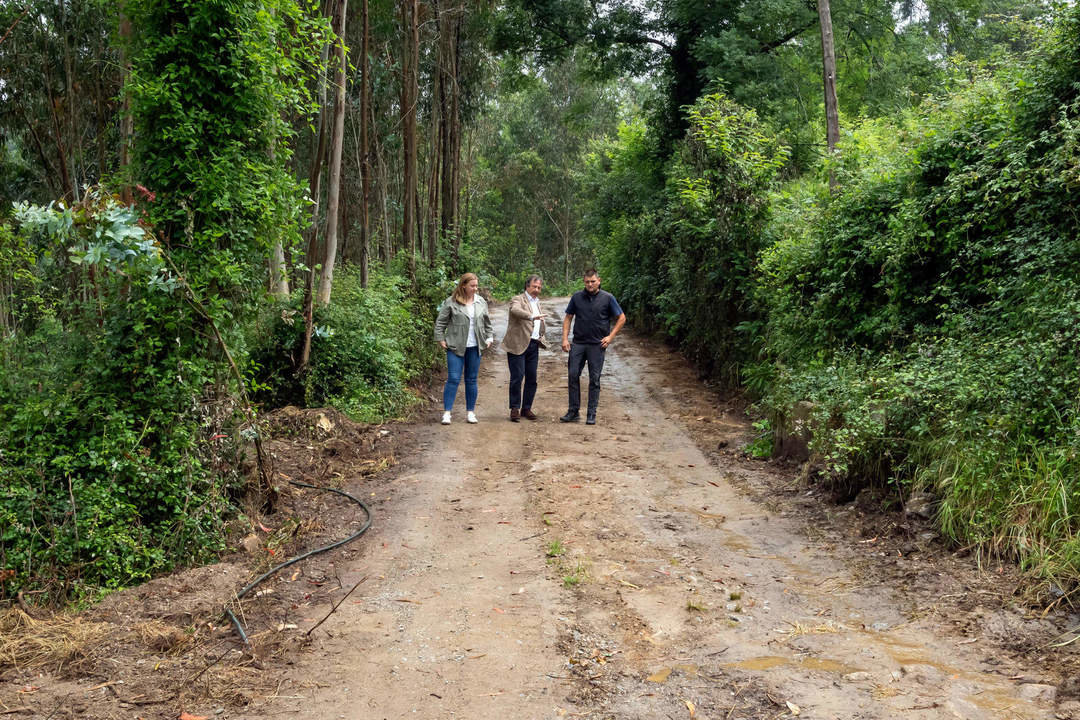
583, 268, 599, 278
525, 274, 542, 289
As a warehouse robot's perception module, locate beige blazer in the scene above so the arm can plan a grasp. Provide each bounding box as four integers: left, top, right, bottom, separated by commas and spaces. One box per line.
503, 292, 548, 355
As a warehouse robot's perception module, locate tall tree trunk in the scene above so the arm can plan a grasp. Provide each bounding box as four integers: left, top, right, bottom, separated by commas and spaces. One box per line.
118, 9, 133, 204
359, 0, 371, 289
378, 139, 391, 264
95, 32, 107, 182
43, 61, 74, 202
317, 0, 348, 305
299, 0, 336, 372
59, 0, 80, 203
400, 0, 418, 283
442, 3, 462, 270
426, 98, 441, 266
818, 0, 840, 191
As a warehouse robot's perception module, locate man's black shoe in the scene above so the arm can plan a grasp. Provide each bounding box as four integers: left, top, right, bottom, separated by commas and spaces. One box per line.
559, 410, 580, 423
586, 412, 596, 425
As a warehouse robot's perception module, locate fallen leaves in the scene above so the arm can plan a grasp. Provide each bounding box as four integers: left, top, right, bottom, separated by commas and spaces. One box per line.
178, 712, 208, 720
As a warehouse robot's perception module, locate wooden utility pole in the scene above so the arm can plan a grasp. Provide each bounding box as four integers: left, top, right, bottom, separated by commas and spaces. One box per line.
818, 0, 840, 191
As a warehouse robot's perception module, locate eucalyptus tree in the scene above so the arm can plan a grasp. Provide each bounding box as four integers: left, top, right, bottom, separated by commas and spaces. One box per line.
468, 57, 624, 283
0, 0, 120, 206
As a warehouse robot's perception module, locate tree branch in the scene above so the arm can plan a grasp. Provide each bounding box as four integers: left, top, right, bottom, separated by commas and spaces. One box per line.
0, 7, 30, 48
757, 17, 817, 54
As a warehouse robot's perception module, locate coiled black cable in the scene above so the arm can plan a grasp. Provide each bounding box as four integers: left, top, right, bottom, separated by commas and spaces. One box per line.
225, 479, 373, 647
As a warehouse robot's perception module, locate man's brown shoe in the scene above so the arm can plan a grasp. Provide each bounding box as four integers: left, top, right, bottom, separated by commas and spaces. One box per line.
521, 409, 537, 420
510, 408, 520, 422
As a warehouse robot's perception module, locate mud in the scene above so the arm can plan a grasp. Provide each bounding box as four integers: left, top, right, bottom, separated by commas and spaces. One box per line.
3, 297, 1079, 720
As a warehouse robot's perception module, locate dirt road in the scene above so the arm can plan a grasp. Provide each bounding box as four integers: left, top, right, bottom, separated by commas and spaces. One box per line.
236, 298, 1076, 720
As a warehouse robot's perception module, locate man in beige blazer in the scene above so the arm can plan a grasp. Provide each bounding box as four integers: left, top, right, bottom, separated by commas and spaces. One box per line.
504, 274, 548, 421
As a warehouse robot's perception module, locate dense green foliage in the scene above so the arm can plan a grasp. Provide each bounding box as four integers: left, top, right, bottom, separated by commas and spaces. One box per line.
756, 8, 1080, 582
0, 0, 330, 602
464, 59, 631, 288
0, 192, 236, 599
588, 95, 787, 380
0, 0, 120, 206
591, 4, 1080, 585
251, 266, 441, 422
492, 0, 1050, 167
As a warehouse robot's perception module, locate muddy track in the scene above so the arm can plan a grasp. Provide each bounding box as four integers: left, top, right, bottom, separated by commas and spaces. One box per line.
225, 298, 1078, 720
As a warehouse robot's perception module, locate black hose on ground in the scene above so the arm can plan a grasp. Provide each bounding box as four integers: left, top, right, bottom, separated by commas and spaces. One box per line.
224, 479, 373, 648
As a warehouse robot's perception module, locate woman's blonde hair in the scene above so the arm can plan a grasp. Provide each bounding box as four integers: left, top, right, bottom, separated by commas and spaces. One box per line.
451, 272, 478, 305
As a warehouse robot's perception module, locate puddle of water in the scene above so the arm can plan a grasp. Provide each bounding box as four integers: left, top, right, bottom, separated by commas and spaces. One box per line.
673, 663, 699, 676
722, 656, 790, 671
800, 657, 858, 674
722, 656, 860, 674
646, 667, 673, 683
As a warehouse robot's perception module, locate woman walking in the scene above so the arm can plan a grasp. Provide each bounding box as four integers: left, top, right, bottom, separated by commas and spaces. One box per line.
434, 273, 493, 424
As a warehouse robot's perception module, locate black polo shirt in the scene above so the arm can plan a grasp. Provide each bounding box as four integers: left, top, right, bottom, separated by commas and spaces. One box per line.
565, 289, 624, 345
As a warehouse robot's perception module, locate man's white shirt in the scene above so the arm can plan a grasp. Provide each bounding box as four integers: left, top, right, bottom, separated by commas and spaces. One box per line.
528, 296, 541, 340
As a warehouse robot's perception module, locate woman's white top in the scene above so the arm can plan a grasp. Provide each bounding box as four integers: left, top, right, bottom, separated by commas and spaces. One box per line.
465, 301, 478, 347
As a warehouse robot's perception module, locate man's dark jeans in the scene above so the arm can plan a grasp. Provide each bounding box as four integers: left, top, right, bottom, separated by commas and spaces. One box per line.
567, 342, 605, 413
508, 338, 540, 410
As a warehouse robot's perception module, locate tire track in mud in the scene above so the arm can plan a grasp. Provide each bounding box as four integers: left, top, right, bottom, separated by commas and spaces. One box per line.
240, 297, 1065, 720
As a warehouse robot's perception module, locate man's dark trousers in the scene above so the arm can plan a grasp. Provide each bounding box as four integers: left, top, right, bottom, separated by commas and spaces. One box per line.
508, 338, 541, 410
567, 342, 605, 413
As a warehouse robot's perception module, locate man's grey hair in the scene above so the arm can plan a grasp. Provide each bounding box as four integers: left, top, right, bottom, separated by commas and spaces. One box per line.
525, 274, 543, 289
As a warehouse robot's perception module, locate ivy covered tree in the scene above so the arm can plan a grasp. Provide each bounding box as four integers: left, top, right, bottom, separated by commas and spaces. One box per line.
0, 0, 327, 601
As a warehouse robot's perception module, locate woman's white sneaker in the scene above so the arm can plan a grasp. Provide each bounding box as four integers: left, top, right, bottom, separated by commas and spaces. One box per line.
441, 411, 452, 425
467, 411, 478, 424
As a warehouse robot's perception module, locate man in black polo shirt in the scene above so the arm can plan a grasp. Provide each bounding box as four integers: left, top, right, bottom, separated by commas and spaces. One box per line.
559, 269, 627, 425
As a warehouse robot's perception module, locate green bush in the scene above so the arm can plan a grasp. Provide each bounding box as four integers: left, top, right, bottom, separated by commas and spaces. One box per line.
0, 196, 240, 602
757, 5, 1080, 584
591, 95, 787, 381
251, 266, 440, 422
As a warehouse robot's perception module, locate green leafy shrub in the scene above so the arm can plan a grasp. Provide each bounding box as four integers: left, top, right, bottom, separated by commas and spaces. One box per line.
251, 266, 440, 422
592, 95, 787, 381
0, 194, 239, 602
757, 5, 1080, 584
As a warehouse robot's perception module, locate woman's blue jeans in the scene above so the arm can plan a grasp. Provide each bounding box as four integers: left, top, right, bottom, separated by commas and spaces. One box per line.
444, 346, 480, 411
